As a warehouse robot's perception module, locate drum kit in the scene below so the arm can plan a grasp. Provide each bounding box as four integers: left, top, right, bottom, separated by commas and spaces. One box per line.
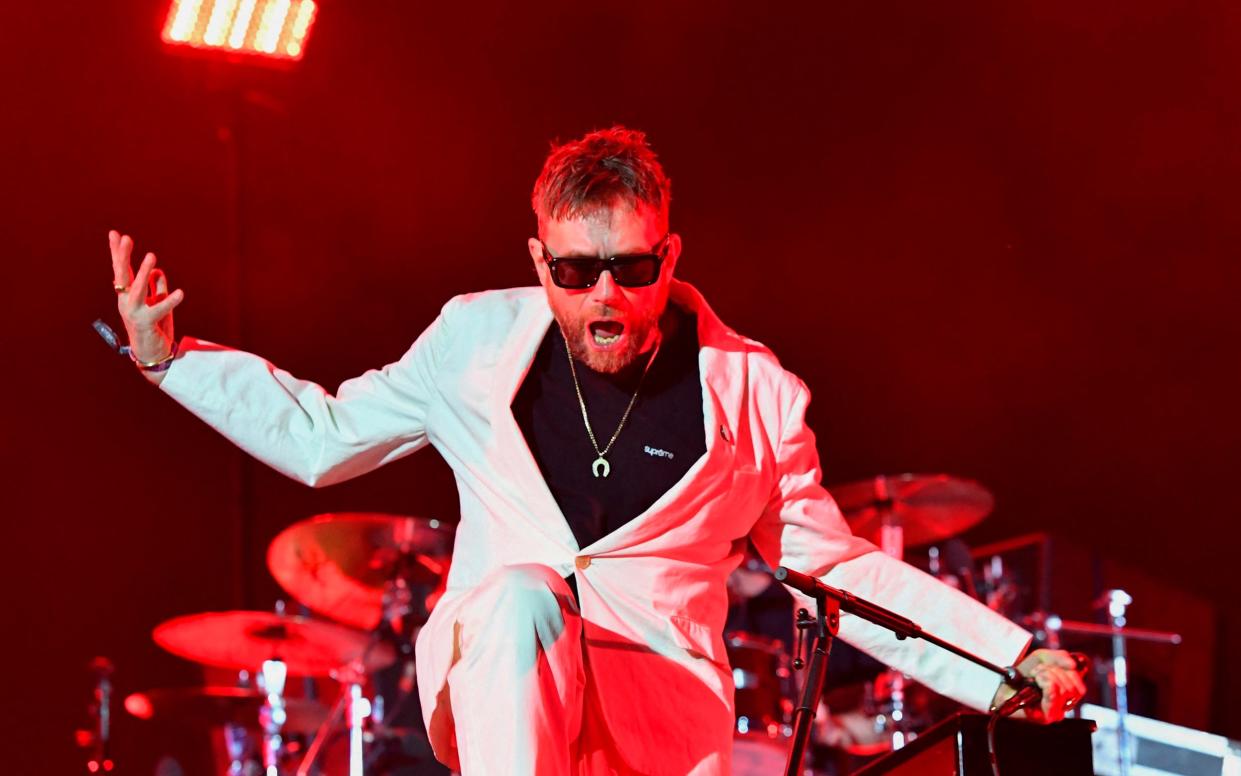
126, 513, 453, 776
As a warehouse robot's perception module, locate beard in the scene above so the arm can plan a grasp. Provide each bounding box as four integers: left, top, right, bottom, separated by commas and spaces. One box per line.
556, 302, 662, 374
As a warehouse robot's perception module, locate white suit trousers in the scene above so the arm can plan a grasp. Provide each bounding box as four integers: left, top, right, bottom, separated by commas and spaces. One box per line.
426, 564, 586, 775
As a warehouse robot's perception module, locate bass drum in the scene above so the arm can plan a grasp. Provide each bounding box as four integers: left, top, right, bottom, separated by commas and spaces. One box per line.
726, 631, 793, 775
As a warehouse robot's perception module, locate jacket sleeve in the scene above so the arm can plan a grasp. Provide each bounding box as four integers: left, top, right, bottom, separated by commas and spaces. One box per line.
748, 379, 1031, 712
157, 298, 458, 487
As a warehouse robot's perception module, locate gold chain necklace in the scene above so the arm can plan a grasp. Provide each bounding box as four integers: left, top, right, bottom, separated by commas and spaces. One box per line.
563, 330, 661, 478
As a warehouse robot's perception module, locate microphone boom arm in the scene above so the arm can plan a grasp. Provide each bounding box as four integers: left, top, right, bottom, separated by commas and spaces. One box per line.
774, 565, 1027, 690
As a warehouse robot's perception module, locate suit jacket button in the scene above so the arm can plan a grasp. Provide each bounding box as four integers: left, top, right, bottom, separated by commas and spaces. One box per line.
575, 555, 591, 570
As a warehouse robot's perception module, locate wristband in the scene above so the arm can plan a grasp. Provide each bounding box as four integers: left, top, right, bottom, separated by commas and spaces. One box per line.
131, 341, 179, 372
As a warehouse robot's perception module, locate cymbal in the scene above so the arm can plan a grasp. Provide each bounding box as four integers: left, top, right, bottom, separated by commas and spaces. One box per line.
124, 687, 332, 732
153, 611, 395, 677
267, 513, 453, 630
830, 473, 994, 548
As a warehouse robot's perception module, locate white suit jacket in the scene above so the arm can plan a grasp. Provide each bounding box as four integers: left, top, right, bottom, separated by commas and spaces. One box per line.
159, 281, 1030, 775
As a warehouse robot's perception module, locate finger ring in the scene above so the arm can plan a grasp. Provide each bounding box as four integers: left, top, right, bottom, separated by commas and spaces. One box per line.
114, 284, 129, 293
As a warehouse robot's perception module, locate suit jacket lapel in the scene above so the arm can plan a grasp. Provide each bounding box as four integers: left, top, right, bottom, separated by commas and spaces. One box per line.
486, 295, 580, 551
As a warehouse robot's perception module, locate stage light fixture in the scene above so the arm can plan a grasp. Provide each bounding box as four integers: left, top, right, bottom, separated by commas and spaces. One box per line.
162, 0, 317, 61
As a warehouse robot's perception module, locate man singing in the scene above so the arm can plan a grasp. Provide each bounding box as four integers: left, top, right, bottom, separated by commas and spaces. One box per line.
107, 126, 1085, 775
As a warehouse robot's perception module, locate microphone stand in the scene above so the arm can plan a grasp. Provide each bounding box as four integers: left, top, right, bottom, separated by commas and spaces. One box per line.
785, 593, 840, 776
774, 566, 1033, 776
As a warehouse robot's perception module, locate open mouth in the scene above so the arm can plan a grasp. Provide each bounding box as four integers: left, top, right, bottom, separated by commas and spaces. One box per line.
588, 320, 626, 348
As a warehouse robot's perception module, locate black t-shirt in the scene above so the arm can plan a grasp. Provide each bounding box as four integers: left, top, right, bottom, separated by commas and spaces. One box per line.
511, 307, 707, 551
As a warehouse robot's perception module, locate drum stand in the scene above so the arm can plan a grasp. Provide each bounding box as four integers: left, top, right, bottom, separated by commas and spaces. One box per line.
873, 483, 916, 750
258, 659, 289, 776
221, 722, 251, 776
1098, 589, 1134, 776
79, 657, 115, 774
295, 661, 373, 776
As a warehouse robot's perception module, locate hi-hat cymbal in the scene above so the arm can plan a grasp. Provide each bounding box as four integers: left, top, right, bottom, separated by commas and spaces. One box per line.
124, 686, 332, 732
153, 611, 395, 677
267, 513, 453, 630
830, 473, 994, 548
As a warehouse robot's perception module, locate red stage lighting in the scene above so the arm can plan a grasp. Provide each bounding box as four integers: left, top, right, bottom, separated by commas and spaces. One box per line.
162, 0, 318, 61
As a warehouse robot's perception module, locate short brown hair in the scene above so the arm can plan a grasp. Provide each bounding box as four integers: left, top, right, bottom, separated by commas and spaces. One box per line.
531, 126, 671, 235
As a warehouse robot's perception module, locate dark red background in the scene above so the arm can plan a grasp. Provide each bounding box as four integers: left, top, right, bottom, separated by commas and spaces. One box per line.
4, 0, 1239, 772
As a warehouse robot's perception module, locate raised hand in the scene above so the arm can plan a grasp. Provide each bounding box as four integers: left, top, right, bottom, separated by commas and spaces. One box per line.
109, 230, 185, 376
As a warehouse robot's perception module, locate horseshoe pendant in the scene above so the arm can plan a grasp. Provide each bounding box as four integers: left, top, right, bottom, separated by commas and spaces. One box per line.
592, 457, 611, 478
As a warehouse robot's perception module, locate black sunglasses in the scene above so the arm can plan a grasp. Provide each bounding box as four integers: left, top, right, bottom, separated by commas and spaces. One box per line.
541, 234, 671, 289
